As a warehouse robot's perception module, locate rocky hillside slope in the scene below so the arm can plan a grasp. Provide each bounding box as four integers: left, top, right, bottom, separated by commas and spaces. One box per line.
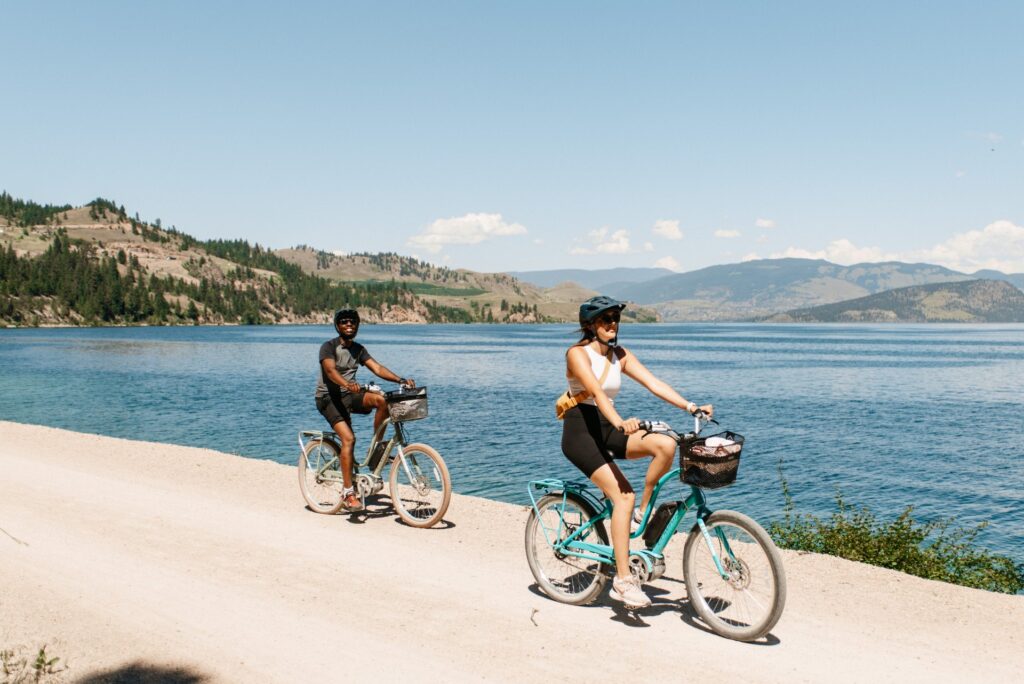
591, 258, 1023, 321
0, 194, 657, 326
765, 279, 1024, 323
274, 247, 659, 324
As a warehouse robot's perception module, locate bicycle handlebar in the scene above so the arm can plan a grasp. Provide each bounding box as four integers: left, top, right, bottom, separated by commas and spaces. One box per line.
359, 380, 415, 395
635, 410, 718, 437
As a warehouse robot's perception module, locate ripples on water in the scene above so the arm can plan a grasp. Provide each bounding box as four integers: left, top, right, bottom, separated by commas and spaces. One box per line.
1, 323, 1021, 560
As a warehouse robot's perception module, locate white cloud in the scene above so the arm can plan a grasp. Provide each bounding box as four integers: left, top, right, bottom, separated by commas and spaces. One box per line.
755, 218, 776, 229
714, 229, 741, 239
771, 239, 896, 264
407, 212, 527, 253
654, 255, 681, 271
643, 241, 654, 252
756, 234, 770, 244
955, 170, 966, 178
533, 238, 544, 245
768, 221, 1024, 272
741, 252, 762, 262
570, 227, 631, 255
910, 220, 1024, 273
652, 219, 683, 240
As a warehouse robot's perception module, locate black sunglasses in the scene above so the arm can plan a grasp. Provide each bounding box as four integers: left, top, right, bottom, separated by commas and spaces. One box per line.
596, 311, 620, 325
337, 318, 358, 326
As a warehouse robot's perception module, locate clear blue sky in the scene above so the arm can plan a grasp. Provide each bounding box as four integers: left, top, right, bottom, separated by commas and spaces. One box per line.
3, 1, 1022, 274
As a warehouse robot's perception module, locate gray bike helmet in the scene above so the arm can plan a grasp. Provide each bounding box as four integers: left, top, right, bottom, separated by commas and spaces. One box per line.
578, 295, 625, 326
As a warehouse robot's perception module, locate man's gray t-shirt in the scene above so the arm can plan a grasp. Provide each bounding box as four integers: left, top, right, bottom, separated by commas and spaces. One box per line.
315, 338, 371, 399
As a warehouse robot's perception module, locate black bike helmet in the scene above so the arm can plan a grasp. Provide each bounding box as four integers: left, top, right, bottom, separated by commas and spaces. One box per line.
333, 307, 360, 326
578, 295, 626, 326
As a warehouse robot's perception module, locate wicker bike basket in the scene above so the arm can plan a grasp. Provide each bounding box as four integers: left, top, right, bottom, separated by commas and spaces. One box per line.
680, 431, 744, 489
386, 386, 428, 422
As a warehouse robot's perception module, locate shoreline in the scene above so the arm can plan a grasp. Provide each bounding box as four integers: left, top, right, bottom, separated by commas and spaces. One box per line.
1, 420, 1022, 682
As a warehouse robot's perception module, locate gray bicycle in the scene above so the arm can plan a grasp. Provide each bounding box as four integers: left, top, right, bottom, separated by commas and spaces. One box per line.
298, 383, 451, 528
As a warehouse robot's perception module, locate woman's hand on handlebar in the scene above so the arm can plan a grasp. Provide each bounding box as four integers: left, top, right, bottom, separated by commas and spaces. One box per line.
617, 417, 642, 435
693, 404, 714, 418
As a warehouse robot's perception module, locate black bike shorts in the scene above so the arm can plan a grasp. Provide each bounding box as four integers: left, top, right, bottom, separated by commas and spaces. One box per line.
316, 391, 372, 427
561, 404, 628, 478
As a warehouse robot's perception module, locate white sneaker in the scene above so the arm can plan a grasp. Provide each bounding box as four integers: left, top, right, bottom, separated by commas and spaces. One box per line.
611, 575, 651, 609
630, 508, 644, 533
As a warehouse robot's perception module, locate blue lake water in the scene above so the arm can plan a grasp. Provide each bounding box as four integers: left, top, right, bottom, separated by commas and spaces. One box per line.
1, 323, 1022, 561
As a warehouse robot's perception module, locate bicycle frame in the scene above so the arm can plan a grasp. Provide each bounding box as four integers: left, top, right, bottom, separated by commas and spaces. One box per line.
528, 466, 734, 580
297, 415, 413, 482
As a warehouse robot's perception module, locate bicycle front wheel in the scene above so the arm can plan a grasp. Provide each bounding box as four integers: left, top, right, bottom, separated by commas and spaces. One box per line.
683, 510, 786, 641
298, 438, 346, 515
388, 443, 451, 528
524, 493, 608, 605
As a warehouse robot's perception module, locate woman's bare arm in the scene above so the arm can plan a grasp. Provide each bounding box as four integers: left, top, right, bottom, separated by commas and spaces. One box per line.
620, 349, 711, 416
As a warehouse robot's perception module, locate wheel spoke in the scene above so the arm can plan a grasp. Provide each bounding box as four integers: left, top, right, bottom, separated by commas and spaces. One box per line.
525, 496, 607, 605
389, 444, 451, 527
684, 512, 785, 640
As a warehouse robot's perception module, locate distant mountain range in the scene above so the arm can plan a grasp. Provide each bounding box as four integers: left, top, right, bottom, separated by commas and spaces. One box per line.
4, 192, 1023, 326
515, 260, 1024, 321
507, 267, 675, 291
766, 279, 1024, 323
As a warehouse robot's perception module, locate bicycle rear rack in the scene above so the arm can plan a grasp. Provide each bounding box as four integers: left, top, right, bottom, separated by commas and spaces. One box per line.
297, 430, 337, 455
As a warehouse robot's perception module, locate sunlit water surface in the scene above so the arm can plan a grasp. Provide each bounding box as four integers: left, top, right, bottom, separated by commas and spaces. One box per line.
1, 323, 1021, 560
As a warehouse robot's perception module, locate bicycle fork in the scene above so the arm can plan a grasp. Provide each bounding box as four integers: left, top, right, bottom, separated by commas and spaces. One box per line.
696, 516, 738, 579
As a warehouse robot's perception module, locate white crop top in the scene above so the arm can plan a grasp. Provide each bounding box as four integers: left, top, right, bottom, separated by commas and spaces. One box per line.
567, 345, 622, 405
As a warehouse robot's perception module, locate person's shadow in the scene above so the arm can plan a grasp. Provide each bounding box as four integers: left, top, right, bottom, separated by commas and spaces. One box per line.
76, 662, 207, 683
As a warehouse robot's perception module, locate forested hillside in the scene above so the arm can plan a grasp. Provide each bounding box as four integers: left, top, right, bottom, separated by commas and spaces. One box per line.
1, 193, 641, 326
0, 195, 465, 326
274, 247, 660, 324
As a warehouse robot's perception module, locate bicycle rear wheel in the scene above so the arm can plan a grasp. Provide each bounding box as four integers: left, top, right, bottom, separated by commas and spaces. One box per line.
388, 442, 451, 528
682, 509, 786, 641
524, 493, 608, 605
298, 438, 346, 515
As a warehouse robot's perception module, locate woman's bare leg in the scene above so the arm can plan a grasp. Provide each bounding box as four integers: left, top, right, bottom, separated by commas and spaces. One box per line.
626, 432, 677, 517
589, 462, 635, 579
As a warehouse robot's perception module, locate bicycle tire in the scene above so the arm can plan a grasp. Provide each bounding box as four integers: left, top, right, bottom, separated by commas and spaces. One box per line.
524, 493, 609, 606
682, 509, 786, 641
298, 438, 346, 515
388, 442, 451, 528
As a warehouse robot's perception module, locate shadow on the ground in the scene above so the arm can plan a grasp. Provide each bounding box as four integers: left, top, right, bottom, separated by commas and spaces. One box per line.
76, 662, 207, 683
525, 581, 782, 645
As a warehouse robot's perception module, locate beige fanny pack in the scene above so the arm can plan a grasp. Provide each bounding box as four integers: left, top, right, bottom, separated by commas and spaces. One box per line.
555, 354, 611, 420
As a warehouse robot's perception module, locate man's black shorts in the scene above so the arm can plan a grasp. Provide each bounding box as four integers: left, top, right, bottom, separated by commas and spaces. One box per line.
316, 391, 373, 427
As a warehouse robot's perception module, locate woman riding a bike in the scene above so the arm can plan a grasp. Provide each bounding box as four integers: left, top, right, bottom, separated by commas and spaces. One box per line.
560, 295, 712, 608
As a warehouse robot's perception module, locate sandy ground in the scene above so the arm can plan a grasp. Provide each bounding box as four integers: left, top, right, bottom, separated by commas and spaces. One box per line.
1, 421, 1021, 683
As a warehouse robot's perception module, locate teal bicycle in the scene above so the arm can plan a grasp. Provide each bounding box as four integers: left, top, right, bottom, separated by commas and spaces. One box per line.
525, 412, 786, 641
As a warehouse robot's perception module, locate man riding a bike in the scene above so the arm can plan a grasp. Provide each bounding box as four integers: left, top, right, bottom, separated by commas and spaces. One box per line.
315, 307, 416, 511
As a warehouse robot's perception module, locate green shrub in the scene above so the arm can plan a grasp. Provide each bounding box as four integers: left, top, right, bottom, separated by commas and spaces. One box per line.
769, 462, 1024, 594
0, 644, 65, 682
